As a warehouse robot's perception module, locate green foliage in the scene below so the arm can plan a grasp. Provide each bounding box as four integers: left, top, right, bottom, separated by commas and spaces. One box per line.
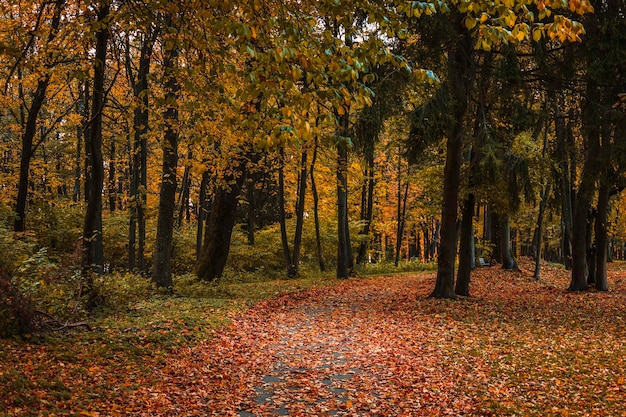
27, 202, 82, 256
356, 259, 437, 276
92, 272, 155, 312
0, 271, 35, 337
102, 211, 131, 272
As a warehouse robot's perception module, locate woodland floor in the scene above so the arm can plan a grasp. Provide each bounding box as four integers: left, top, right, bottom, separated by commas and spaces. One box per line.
1, 260, 626, 416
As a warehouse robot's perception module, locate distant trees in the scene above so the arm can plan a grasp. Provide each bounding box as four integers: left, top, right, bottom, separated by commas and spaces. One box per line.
2, 0, 625, 303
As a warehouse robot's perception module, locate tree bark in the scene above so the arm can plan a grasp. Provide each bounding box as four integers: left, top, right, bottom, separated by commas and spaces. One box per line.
500, 215, 518, 270
108, 140, 116, 211
311, 136, 325, 272
569, 108, 600, 291
277, 146, 295, 277
73, 83, 87, 202
246, 177, 256, 245
555, 116, 573, 270
394, 165, 410, 267
431, 16, 472, 299
82, 0, 109, 291
594, 174, 610, 291
455, 193, 475, 296
126, 31, 155, 273
533, 184, 551, 280
357, 151, 375, 264
196, 169, 210, 260
196, 172, 245, 281
336, 112, 352, 279
151, 42, 180, 289
291, 149, 308, 276
176, 148, 193, 228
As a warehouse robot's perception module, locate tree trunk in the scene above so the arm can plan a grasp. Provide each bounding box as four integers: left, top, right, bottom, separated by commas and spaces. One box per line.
569, 109, 600, 291
126, 31, 154, 273
431, 15, 472, 299
73, 83, 86, 202
196, 172, 245, 281
594, 176, 610, 291
455, 193, 475, 296
533, 184, 551, 280
336, 112, 351, 279
176, 148, 192, 228
151, 42, 180, 289
278, 146, 295, 277
14, 77, 50, 232
14, 0, 64, 231
357, 151, 375, 264
395, 166, 410, 267
500, 215, 518, 270
291, 149, 308, 276
311, 136, 325, 272
246, 178, 256, 245
108, 139, 116, 211
196, 169, 209, 260
556, 129, 573, 270
489, 210, 502, 264
82, 0, 108, 291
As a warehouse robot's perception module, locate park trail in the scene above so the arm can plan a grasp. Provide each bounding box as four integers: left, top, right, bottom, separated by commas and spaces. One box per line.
156, 274, 482, 416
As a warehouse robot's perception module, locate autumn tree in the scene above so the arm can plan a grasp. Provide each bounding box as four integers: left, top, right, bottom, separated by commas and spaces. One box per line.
419, 0, 591, 299
151, 9, 183, 289
83, 0, 110, 286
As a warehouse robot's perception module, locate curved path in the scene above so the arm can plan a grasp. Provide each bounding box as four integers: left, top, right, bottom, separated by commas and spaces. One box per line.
156, 274, 483, 416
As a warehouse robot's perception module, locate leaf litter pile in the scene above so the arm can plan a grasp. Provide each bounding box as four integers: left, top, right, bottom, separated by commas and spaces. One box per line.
2, 260, 626, 416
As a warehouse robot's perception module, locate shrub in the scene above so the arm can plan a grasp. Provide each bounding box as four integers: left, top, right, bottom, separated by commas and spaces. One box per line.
0, 269, 35, 337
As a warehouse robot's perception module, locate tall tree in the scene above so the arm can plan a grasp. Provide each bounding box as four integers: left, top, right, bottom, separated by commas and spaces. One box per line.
152, 17, 180, 289
12, 0, 65, 232
125, 24, 158, 273
83, 0, 110, 291
430, 12, 473, 299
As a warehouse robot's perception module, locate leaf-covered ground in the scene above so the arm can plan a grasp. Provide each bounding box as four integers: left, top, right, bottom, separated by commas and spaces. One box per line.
2, 260, 626, 416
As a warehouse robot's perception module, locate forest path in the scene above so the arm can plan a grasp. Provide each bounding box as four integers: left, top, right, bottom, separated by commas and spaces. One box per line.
157, 273, 483, 416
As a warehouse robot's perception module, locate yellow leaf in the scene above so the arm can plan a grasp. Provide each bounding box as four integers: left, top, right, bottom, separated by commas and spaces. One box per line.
516, 30, 525, 41
465, 16, 477, 30
533, 28, 542, 41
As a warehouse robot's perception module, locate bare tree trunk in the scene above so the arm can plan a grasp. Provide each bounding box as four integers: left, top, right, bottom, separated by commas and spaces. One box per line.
337, 113, 351, 279
246, 177, 256, 245
73, 83, 86, 202
277, 146, 295, 277
533, 184, 551, 280
176, 148, 192, 228
196, 169, 209, 260
357, 151, 375, 264
151, 41, 179, 289
594, 174, 610, 291
196, 171, 245, 281
126, 30, 155, 273
395, 163, 409, 267
570, 82, 603, 291
455, 193, 475, 296
500, 215, 518, 270
555, 115, 574, 270
291, 149, 308, 276
431, 15, 472, 299
82, 0, 108, 298
311, 136, 325, 272
108, 140, 116, 211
